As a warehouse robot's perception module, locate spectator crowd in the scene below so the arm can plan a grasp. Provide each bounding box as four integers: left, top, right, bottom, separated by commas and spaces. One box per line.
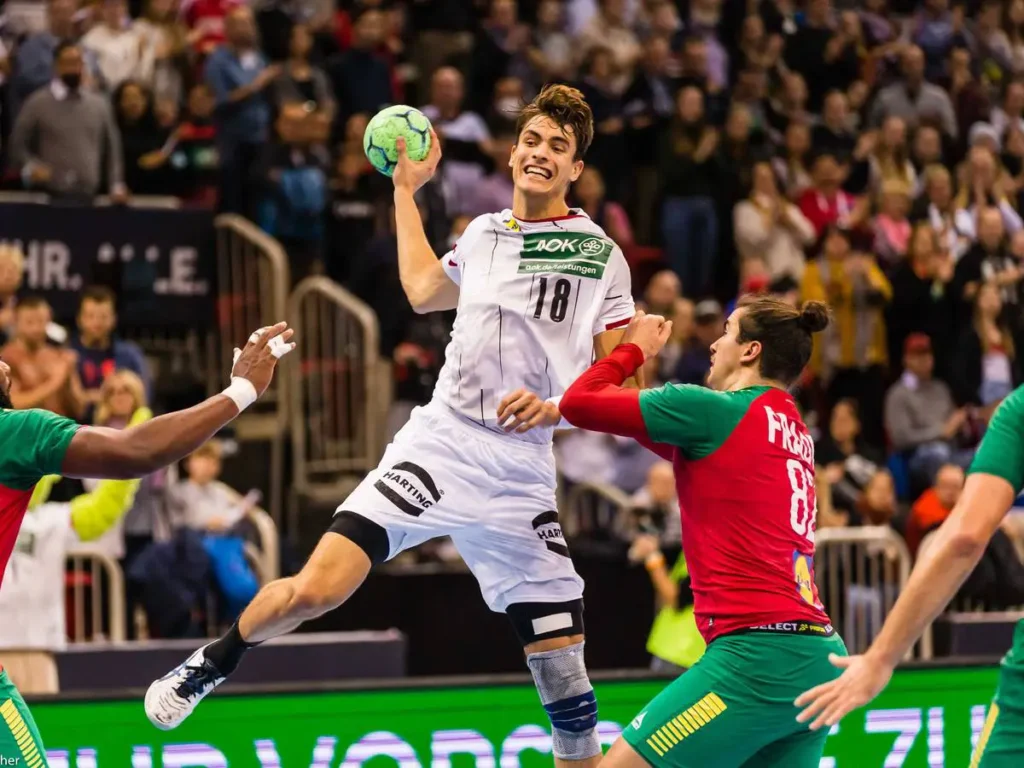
6, 0, 1024, 620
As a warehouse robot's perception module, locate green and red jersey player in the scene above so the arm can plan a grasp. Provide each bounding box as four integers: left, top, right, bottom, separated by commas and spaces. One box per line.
795, 382, 1024, 767
560, 299, 846, 768
0, 322, 293, 767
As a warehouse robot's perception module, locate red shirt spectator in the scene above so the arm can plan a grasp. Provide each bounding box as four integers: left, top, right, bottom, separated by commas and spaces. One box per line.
799, 152, 860, 237
905, 464, 965, 558
181, 0, 241, 56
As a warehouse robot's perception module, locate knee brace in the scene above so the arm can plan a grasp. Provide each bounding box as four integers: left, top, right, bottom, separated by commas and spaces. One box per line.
526, 641, 601, 761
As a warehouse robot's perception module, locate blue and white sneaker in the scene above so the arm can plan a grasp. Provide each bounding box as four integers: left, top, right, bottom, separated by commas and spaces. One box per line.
144, 644, 225, 730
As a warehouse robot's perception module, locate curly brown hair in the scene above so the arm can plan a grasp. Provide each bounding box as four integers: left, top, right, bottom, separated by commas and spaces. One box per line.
515, 84, 595, 160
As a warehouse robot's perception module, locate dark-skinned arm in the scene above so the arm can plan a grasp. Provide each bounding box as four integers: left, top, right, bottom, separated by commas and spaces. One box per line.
61, 322, 294, 479
61, 396, 240, 479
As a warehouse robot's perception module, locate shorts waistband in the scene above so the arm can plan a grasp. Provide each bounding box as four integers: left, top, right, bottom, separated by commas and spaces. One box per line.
423, 400, 555, 455
723, 621, 835, 639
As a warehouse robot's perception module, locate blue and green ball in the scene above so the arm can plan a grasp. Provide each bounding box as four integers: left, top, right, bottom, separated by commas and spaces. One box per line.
363, 105, 433, 177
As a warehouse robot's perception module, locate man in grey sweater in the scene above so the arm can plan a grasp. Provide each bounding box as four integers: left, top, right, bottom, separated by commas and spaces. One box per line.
8, 42, 127, 202
869, 45, 958, 140
884, 333, 971, 486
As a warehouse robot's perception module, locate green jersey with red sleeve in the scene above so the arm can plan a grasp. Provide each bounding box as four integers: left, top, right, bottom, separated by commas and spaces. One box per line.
637, 382, 830, 642
0, 409, 80, 587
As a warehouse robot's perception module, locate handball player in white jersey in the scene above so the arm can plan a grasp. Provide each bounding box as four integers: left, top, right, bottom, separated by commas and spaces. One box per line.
146, 85, 635, 766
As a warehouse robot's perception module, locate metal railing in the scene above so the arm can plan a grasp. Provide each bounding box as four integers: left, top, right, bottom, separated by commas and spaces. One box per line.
916, 530, 1024, 658
246, 506, 280, 583
562, 482, 633, 539
287, 277, 386, 523
0, 192, 184, 208
212, 215, 291, 524
63, 548, 127, 644
815, 526, 915, 658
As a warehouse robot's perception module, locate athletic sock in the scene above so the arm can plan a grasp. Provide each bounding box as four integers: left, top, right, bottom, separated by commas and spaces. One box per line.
203, 621, 261, 676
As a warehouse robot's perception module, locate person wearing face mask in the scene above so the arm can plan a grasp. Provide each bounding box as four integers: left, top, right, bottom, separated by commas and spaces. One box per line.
8, 41, 129, 203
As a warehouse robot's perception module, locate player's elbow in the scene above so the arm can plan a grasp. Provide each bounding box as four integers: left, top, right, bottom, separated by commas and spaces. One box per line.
558, 389, 584, 427
402, 278, 438, 314
947, 526, 990, 559
940, 507, 991, 560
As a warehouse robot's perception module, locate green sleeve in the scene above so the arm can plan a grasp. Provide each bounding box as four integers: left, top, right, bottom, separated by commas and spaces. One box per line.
637, 385, 766, 460
969, 385, 1024, 493
0, 409, 80, 491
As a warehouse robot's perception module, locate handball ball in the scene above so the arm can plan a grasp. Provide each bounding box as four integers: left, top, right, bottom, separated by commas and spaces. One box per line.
363, 105, 433, 177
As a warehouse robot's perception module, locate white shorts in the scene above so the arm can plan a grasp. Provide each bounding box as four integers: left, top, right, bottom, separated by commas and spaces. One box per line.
336, 401, 584, 612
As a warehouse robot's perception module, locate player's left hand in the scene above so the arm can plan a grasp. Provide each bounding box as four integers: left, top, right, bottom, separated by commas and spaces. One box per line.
622, 310, 673, 360
497, 389, 560, 433
794, 652, 894, 731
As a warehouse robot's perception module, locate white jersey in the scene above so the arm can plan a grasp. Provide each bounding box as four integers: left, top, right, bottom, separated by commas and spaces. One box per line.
0, 503, 76, 650
434, 208, 635, 444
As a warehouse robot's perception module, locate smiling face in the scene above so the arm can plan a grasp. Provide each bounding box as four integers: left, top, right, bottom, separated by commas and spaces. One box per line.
510, 115, 583, 200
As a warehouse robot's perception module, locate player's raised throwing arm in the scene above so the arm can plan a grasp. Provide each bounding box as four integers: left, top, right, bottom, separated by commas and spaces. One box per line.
60, 323, 295, 480
393, 130, 460, 313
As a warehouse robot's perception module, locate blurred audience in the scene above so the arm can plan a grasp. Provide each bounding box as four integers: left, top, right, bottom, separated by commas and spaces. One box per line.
205, 5, 276, 215
884, 333, 972, 486
0, 297, 83, 418
905, 463, 964, 557
10, 42, 127, 201
70, 287, 151, 411
735, 161, 815, 282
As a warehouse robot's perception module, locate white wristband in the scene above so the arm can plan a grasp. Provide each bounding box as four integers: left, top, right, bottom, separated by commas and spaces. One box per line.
222, 377, 258, 413
545, 395, 574, 430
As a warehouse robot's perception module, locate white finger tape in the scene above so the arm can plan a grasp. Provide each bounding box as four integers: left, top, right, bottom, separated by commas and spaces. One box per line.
248, 328, 267, 345
232, 347, 242, 366
269, 336, 295, 359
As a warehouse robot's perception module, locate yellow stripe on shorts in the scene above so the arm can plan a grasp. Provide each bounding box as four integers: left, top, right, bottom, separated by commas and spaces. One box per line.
970, 702, 1000, 768
644, 694, 728, 757
1, 698, 44, 768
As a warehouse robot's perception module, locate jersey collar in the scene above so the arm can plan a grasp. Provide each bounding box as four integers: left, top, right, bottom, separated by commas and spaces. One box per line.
513, 208, 589, 225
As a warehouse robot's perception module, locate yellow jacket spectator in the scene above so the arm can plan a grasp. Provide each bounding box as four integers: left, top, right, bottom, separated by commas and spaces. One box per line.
802, 227, 892, 444
629, 534, 705, 675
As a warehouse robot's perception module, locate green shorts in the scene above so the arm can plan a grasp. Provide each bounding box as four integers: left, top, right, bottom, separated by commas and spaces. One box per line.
623, 628, 847, 768
0, 670, 48, 768
971, 622, 1024, 767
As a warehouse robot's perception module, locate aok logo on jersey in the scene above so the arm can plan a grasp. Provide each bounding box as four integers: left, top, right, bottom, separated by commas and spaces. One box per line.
517, 232, 612, 279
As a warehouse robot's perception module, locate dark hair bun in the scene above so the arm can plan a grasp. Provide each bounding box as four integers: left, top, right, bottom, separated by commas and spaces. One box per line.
798, 301, 830, 333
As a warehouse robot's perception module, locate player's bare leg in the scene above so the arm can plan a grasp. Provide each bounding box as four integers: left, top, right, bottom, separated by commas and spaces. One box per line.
598, 738, 650, 768
238, 533, 371, 641
145, 532, 371, 729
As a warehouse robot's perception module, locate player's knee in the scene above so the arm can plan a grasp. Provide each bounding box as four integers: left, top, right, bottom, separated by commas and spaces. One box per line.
526, 640, 601, 761
511, 600, 600, 761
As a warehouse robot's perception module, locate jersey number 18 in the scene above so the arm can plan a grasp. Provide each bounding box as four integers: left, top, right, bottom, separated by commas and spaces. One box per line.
786, 458, 816, 544
533, 277, 573, 322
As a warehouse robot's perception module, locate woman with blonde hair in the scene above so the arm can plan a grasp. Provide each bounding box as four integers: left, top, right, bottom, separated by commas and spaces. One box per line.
869, 116, 916, 194
91, 369, 163, 567
917, 164, 972, 260
95, 370, 150, 428
955, 145, 1023, 235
